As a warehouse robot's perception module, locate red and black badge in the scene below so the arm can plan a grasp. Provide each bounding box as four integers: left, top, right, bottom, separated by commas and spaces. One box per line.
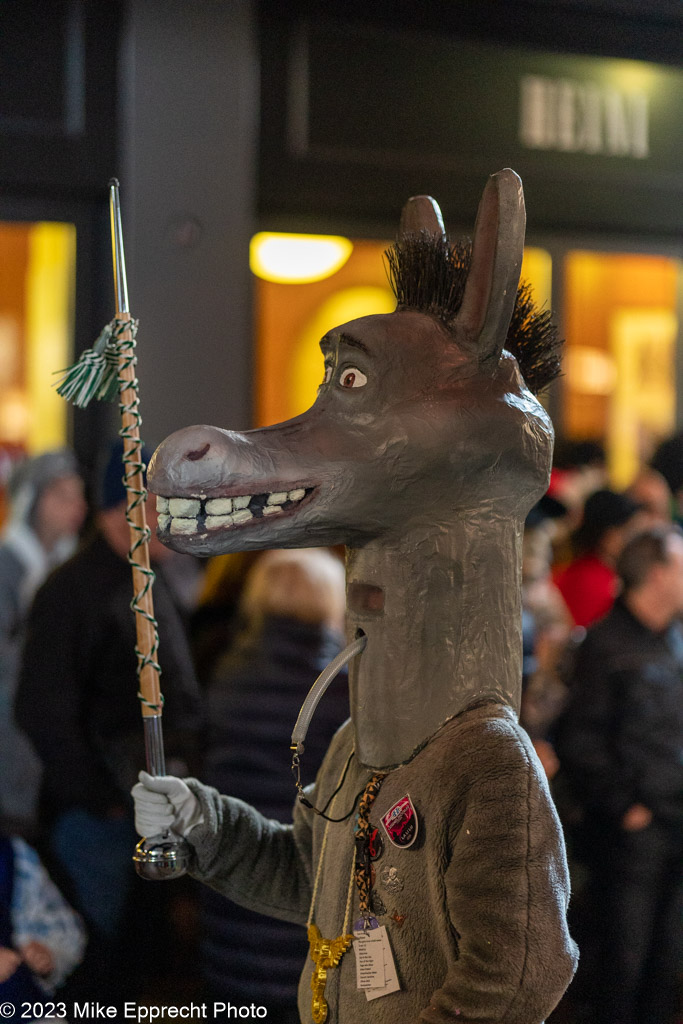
381, 795, 418, 849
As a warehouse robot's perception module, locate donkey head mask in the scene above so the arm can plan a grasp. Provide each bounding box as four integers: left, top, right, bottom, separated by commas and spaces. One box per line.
149, 169, 559, 770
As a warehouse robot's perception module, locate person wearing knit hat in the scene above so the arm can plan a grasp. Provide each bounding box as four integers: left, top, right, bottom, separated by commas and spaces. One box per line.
96, 438, 150, 511
3, 450, 86, 610
0, 449, 86, 834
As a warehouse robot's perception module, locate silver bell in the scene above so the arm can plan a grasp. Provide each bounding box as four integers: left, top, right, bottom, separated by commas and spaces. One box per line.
133, 834, 193, 880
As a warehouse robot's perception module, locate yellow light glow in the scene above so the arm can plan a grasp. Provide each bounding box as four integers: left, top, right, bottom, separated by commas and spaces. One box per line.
609, 308, 677, 488
0, 387, 30, 443
250, 232, 353, 284
521, 247, 552, 309
606, 60, 658, 94
565, 345, 616, 395
25, 222, 75, 452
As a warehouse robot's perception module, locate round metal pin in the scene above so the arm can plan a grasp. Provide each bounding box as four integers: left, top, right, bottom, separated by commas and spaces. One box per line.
380, 865, 404, 894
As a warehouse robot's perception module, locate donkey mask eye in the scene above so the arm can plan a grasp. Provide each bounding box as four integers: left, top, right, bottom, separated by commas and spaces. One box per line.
339, 367, 367, 389
321, 365, 333, 386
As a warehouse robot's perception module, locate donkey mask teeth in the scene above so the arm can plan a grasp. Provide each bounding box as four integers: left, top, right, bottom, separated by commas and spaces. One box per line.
168, 498, 201, 518
157, 488, 313, 534
267, 491, 288, 505
205, 513, 235, 531
232, 509, 254, 525
205, 497, 233, 515
170, 518, 198, 536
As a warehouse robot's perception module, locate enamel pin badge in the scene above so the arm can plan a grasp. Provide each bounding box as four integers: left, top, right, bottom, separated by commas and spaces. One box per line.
381, 795, 418, 849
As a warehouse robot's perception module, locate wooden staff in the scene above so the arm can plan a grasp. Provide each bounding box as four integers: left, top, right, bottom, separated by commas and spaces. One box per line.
109, 179, 164, 737
109, 180, 190, 877
55, 181, 189, 877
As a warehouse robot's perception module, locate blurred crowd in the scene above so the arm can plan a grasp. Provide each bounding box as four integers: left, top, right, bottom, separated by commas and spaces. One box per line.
0, 441, 348, 1017
522, 437, 683, 1024
0, 433, 681, 1023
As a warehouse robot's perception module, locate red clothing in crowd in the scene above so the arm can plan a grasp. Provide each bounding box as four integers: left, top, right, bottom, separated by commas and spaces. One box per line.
556, 553, 618, 628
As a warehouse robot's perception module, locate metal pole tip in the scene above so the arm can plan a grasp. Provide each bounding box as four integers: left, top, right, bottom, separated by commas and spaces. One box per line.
109, 177, 120, 189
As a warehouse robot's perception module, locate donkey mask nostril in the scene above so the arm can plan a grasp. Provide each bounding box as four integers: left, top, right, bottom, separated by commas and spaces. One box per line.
186, 443, 210, 462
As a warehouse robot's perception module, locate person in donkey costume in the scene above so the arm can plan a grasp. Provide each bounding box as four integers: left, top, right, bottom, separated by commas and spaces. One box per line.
133, 169, 578, 1023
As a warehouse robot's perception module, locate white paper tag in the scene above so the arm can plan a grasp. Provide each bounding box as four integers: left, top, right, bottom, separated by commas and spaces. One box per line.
354, 926, 385, 990
353, 925, 400, 1000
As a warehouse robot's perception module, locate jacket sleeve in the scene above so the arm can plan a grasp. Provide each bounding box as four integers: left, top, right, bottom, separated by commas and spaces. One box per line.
420, 739, 578, 1024
555, 641, 636, 821
15, 575, 123, 812
617, 669, 683, 826
0, 549, 21, 701
184, 777, 313, 926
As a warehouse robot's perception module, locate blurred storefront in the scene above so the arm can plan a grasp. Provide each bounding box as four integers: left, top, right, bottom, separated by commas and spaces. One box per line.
254, 9, 683, 489
0, 1, 682, 495
251, 231, 682, 491
562, 250, 679, 487
0, 0, 119, 503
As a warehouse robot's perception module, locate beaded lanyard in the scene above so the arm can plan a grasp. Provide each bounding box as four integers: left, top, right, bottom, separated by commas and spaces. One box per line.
307, 762, 387, 1023
354, 773, 386, 921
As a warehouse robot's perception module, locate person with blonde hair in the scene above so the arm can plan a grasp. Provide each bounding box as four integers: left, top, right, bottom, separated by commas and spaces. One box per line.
200, 548, 348, 1022
240, 547, 346, 632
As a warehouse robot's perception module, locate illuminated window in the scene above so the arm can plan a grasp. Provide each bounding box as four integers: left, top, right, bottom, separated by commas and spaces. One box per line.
0, 221, 75, 455
521, 247, 552, 310
563, 250, 679, 488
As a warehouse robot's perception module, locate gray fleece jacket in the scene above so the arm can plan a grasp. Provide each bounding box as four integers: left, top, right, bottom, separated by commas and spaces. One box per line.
186, 702, 577, 1023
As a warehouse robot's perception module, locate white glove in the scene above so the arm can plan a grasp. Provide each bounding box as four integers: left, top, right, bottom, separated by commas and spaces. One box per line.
132, 770, 204, 838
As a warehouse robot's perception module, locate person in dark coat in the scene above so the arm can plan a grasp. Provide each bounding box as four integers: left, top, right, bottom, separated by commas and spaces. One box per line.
201, 548, 348, 1023
14, 443, 202, 1004
555, 525, 683, 1024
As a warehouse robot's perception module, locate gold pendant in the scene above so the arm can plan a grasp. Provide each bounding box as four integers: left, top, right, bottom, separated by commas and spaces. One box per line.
307, 923, 354, 1023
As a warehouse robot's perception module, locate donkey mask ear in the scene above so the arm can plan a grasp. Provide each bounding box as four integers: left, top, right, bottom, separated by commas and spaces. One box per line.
398, 195, 446, 241
456, 169, 526, 368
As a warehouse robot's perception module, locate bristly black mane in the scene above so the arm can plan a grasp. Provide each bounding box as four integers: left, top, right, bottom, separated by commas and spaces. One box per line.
384, 232, 562, 395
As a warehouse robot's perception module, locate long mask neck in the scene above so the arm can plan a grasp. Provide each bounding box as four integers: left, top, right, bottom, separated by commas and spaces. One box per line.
346, 510, 523, 770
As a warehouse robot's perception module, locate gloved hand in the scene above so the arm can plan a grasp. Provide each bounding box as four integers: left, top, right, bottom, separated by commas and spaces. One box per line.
131, 770, 203, 838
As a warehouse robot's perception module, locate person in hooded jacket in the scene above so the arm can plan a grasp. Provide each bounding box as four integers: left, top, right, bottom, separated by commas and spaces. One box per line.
0, 449, 86, 834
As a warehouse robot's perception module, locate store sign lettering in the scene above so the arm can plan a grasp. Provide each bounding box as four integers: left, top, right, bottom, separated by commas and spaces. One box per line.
519, 74, 649, 158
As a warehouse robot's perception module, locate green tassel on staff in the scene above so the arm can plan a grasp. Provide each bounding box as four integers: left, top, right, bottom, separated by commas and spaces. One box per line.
54, 318, 138, 408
